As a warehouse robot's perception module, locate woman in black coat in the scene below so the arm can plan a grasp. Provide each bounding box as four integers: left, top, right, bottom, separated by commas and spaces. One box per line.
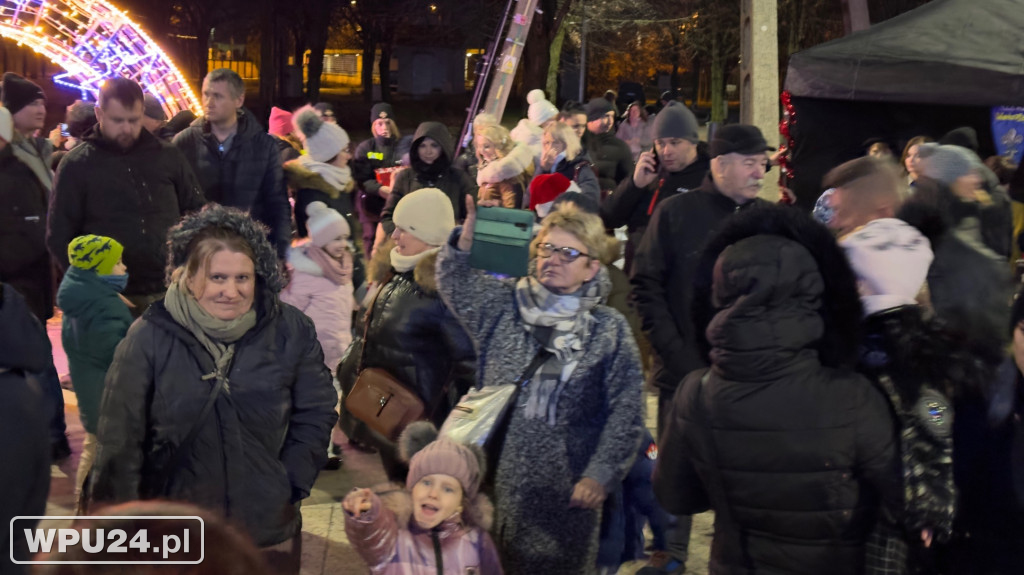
89, 205, 337, 573
654, 206, 902, 575
338, 188, 476, 481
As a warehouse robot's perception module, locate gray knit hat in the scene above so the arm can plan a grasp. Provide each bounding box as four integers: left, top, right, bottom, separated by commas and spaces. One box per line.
652, 102, 699, 143
916, 143, 980, 186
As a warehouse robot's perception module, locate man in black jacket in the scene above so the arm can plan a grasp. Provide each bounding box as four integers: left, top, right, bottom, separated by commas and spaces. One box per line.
48, 77, 206, 318
631, 124, 773, 574
601, 102, 709, 274
582, 97, 633, 197
173, 69, 290, 258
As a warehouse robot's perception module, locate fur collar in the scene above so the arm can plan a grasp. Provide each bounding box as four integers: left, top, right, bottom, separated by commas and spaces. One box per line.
368, 239, 439, 294
372, 482, 495, 531
283, 159, 341, 198
286, 244, 324, 278
477, 140, 535, 185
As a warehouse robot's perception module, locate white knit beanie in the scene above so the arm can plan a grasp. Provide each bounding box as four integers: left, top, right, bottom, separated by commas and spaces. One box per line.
293, 105, 350, 163
0, 106, 11, 143
916, 143, 980, 186
393, 188, 456, 247
527, 89, 558, 126
839, 218, 933, 316
306, 201, 350, 248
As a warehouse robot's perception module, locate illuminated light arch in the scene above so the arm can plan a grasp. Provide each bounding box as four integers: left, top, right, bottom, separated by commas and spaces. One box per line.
0, 0, 201, 118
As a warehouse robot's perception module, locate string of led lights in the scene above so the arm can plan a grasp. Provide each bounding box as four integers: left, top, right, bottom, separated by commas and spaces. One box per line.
0, 0, 201, 118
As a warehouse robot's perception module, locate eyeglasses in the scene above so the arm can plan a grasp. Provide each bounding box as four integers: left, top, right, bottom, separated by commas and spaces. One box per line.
537, 242, 593, 263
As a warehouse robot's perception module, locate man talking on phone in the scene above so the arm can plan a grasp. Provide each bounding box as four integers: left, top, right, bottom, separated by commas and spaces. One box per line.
601, 102, 708, 274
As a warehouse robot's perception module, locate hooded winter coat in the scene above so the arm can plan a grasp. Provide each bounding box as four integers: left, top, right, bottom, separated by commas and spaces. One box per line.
654, 231, 901, 575
173, 109, 290, 257
583, 129, 634, 193
283, 158, 357, 240
345, 483, 503, 575
380, 123, 474, 235
476, 140, 535, 209
337, 241, 476, 453
631, 175, 768, 395
0, 142, 52, 322
56, 266, 133, 435
88, 207, 337, 547
279, 243, 354, 376
435, 240, 645, 575
0, 284, 51, 574
48, 126, 206, 297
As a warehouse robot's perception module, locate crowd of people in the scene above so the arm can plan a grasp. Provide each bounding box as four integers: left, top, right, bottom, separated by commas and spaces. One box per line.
3, 65, 1024, 575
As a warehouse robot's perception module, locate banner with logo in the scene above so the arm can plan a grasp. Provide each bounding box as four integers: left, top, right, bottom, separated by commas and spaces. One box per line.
991, 106, 1024, 164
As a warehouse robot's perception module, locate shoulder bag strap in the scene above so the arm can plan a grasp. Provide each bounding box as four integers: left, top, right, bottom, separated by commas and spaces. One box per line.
511, 349, 553, 402
357, 276, 391, 372
155, 363, 230, 496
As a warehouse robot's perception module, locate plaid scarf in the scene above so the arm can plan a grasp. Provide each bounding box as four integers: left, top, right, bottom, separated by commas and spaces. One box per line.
514, 274, 602, 424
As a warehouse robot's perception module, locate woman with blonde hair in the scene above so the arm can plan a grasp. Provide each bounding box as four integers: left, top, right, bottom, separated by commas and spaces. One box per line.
474, 123, 535, 208
437, 199, 644, 574
540, 121, 600, 202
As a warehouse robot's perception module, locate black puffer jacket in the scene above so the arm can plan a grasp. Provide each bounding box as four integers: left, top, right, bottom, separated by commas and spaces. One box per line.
552, 153, 601, 202
351, 134, 412, 226
655, 232, 900, 575
338, 241, 476, 440
583, 130, 633, 193
173, 109, 290, 257
380, 122, 474, 235
0, 144, 52, 322
48, 126, 206, 296
0, 284, 52, 572
89, 206, 336, 547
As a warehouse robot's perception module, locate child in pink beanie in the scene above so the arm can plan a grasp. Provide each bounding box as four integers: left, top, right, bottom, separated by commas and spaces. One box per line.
343, 422, 503, 574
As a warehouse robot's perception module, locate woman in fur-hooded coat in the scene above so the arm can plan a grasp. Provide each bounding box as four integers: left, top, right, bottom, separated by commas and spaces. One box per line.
475, 123, 535, 209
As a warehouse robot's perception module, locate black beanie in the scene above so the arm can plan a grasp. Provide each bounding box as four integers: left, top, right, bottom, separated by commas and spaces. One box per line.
585, 97, 615, 122
652, 102, 699, 143
939, 126, 979, 153
370, 102, 394, 124
1, 73, 45, 115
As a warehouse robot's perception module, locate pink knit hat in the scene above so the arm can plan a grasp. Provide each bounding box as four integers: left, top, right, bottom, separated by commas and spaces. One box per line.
268, 106, 293, 138
406, 437, 482, 499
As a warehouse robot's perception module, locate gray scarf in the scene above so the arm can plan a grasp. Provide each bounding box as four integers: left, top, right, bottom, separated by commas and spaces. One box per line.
514, 273, 602, 425
164, 275, 257, 381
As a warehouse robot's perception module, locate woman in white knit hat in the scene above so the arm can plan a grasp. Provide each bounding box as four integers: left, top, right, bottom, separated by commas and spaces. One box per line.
337, 188, 477, 482
284, 105, 357, 241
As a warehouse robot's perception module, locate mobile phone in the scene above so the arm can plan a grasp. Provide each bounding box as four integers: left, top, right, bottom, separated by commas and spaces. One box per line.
59, 123, 69, 137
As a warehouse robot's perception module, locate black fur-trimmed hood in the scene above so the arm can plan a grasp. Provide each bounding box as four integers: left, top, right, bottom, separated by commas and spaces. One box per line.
693, 204, 864, 370
166, 204, 286, 293
368, 239, 439, 294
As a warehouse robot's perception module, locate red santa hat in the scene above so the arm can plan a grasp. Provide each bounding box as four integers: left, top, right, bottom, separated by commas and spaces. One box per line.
529, 173, 581, 217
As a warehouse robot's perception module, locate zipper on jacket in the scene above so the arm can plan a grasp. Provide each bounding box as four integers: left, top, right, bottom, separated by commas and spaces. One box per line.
431, 531, 443, 575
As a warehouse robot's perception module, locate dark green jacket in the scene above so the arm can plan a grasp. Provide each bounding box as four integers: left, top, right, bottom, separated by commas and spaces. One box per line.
56, 266, 133, 434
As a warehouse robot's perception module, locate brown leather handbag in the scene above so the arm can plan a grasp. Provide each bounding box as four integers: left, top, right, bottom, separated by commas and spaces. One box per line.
344, 279, 427, 441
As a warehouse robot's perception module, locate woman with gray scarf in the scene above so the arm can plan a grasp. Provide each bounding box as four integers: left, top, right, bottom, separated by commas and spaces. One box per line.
436, 198, 645, 574
89, 205, 337, 574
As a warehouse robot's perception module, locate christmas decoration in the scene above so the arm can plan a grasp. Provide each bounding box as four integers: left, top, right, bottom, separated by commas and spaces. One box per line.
0, 0, 200, 118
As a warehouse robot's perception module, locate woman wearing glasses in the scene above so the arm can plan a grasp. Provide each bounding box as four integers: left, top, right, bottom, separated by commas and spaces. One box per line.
436, 198, 645, 575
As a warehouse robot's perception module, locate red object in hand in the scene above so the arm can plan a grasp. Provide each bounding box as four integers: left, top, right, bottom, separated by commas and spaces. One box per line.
375, 167, 401, 187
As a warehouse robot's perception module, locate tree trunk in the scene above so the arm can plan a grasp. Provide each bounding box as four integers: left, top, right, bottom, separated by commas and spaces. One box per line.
517, 0, 573, 101
195, 23, 210, 86
360, 27, 378, 104
668, 29, 682, 91
304, 1, 333, 102
378, 40, 394, 103
546, 19, 569, 101
294, 27, 307, 72
710, 32, 725, 122
259, 7, 278, 107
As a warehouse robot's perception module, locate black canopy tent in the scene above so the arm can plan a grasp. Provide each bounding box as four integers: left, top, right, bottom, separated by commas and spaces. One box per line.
783, 0, 1024, 210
